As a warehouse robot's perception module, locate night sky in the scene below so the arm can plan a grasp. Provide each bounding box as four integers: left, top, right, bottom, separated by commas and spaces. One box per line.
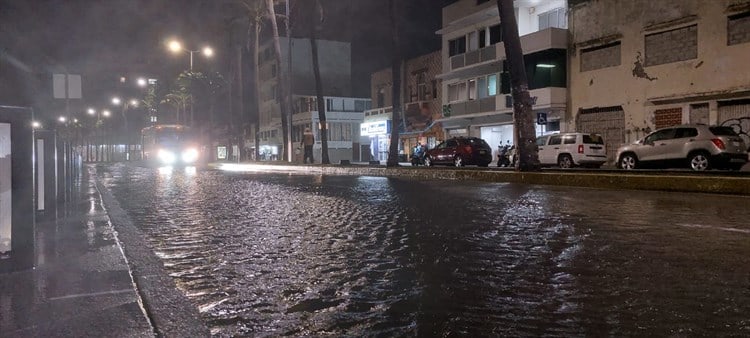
0, 0, 448, 112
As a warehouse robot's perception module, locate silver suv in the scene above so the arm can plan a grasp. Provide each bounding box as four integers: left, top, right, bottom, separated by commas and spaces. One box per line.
616, 124, 748, 171
537, 132, 607, 168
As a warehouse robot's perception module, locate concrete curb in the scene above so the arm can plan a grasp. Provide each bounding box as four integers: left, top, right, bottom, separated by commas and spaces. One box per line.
94, 172, 211, 337
212, 163, 750, 196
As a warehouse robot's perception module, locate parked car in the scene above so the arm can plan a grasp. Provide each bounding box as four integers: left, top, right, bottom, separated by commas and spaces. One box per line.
616, 124, 748, 171
536, 132, 607, 168
424, 137, 493, 167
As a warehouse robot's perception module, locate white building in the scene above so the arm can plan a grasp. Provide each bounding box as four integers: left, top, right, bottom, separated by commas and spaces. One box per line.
437, 0, 569, 149
253, 37, 368, 162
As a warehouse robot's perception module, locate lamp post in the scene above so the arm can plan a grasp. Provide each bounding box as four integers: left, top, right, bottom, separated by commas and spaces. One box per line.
168, 39, 213, 127
168, 40, 213, 71
112, 97, 140, 161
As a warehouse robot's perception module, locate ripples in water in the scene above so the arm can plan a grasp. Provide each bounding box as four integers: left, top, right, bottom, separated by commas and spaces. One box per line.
100, 164, 750, 337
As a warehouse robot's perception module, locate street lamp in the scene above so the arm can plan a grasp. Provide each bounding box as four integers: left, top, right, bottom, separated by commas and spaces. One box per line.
137, 77, 147, 87
87, 108, 96, 115
102, 110, 111, 117
112, 97, 121, 105
167, 39, 214, 70
58, 116, 67, 123
32, 121, 41, 129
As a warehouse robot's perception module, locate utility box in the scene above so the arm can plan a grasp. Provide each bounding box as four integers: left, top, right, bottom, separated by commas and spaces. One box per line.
0, 106, 35, 272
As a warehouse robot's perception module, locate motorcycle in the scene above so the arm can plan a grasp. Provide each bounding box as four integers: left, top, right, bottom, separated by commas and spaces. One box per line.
411, 145, 427, 166
496, 144, 516, 167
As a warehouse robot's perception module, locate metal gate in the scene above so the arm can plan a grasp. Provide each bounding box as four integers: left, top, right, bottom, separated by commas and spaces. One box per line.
718, 99, 750, 149
577, 106, 625, 164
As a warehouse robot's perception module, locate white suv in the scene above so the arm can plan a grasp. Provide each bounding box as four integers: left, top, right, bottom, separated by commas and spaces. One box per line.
536, 133, 608, 168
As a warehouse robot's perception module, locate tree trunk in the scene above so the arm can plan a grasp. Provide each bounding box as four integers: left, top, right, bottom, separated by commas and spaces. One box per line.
266, 0, 291, 162
496, 0, 539, 171
248, 5, 262, 162
386, 0, 402, 167
311, 0, 329, 164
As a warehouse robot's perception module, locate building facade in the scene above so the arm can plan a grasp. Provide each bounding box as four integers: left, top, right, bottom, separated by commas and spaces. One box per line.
437, 0, 569, 151
569, 0, 750, 162
361, 51, 445, 162
251, 37, 369, 162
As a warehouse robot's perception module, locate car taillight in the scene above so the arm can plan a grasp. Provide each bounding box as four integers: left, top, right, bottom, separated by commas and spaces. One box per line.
578, 144, 584, 154
711, 138, 726, 150
465, 146, 472, 153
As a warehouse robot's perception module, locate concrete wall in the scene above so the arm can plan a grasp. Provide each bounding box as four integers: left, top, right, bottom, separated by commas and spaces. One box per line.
569, 0, 750, 144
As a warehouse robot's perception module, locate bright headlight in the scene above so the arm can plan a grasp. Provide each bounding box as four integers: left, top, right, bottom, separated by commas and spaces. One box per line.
181, 148, 199, 163
157, 149, 176, 164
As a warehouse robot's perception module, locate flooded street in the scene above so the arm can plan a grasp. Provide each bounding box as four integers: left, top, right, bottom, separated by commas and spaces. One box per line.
98, 164, 750, 337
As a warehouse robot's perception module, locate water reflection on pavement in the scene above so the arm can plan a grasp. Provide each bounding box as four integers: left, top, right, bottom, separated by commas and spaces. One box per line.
99, 164, 750, 336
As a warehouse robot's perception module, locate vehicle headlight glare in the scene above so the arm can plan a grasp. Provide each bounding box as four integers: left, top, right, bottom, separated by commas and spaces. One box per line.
157, 149, 176, 164
181, 148, 199, 163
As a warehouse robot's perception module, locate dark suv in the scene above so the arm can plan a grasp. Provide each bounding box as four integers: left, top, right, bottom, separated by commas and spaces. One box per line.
424, 137, 493, 167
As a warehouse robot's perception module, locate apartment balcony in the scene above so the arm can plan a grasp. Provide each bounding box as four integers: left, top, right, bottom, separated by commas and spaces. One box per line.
442, 87, 567, 118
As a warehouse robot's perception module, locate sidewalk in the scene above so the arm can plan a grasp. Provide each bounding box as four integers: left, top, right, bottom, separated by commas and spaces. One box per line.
0, 165, 209, 337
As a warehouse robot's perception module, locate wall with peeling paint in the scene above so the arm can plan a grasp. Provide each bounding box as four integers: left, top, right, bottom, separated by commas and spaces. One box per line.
569, 0, 750, 145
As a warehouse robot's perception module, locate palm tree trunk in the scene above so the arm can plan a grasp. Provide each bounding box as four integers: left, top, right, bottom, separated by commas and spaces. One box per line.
496, 0, 539, 171
266, 0, 291, 162
248, 5, 262, 161
310, 0, 329, 164
387, 0, 402, 167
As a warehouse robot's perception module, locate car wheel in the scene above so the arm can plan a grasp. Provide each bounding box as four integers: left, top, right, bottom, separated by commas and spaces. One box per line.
558, 154, 573, 169
454, 156, 464, 167
424, 156, 433, 167
688, 152, 710, 171
478, 163, 489, 167
619, 153, 638, 170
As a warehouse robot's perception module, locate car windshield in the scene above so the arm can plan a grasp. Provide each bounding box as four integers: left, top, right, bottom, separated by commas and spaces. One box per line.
465, 138, 490, 148
709, 126, 739, 136
583, 134, 604, 144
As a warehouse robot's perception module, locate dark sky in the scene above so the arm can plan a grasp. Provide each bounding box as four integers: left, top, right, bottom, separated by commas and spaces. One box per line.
0, 0, 445, 110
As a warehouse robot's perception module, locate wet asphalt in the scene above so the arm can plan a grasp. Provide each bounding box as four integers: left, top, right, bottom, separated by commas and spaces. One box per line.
97, 163, 750, 337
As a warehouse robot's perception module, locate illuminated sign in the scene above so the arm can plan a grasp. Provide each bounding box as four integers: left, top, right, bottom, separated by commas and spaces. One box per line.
360, 120, 390, 136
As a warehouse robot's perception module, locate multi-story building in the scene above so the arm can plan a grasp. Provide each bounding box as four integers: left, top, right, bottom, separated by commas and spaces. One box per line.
569, 0, 750, 162
437, 0, 568, 150
252, 37, 369, 162
360, 51, 444, 162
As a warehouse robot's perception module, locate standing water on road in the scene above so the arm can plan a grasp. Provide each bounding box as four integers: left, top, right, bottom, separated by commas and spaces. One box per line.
99, 164, 750, 336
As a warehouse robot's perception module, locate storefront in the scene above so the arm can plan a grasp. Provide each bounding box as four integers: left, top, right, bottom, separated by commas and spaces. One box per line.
360, 119, 391, 162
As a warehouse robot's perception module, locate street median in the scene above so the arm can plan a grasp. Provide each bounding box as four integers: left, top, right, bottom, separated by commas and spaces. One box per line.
211, 163, 750, 196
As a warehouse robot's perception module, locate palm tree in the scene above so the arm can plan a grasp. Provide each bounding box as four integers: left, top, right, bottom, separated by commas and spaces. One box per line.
240, 0, 265, 161
496, 0, 539, 171
265, 0, 291, 161
386, 0, 402, 167
309, 0, 330, 164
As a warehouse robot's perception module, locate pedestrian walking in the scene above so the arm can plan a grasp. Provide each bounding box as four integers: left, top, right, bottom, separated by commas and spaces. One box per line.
302, 127, 315, 164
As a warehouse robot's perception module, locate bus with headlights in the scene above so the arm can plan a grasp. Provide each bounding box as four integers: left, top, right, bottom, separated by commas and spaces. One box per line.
141, 124, 202, 166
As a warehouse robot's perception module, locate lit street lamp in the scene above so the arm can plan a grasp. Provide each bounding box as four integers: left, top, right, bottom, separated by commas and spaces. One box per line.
87, 108, 96, 115
102, 110, 111, 117
58, 116, 67, 123
137, 77, 147, 87
167, 39, 213, 70
112, 97, 121, 105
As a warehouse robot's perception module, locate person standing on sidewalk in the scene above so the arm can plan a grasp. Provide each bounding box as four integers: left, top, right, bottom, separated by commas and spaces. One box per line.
302, 127, 315, 164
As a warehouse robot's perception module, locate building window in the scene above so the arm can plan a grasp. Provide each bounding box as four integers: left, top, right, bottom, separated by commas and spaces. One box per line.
728, 12, 750, 45
271, 64, 277, 77
468, 31, 479, 51
645, 25, 698, 66
468, 79, 477, 100
417, 73, 427, 101
489, 24, 502, 45
431, 80, 438, 99
538, 8, 567, 30
580, 42, 622, 72
487, 74, 498, 96
449, 36, 466, 56
525, 49, 567, 89
458, 82, 467, 101
448, 83, 459, 102
477, 77, 488, 98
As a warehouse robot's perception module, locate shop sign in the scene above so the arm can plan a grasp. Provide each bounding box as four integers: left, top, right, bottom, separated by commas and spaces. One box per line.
360, 120, 390, 136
